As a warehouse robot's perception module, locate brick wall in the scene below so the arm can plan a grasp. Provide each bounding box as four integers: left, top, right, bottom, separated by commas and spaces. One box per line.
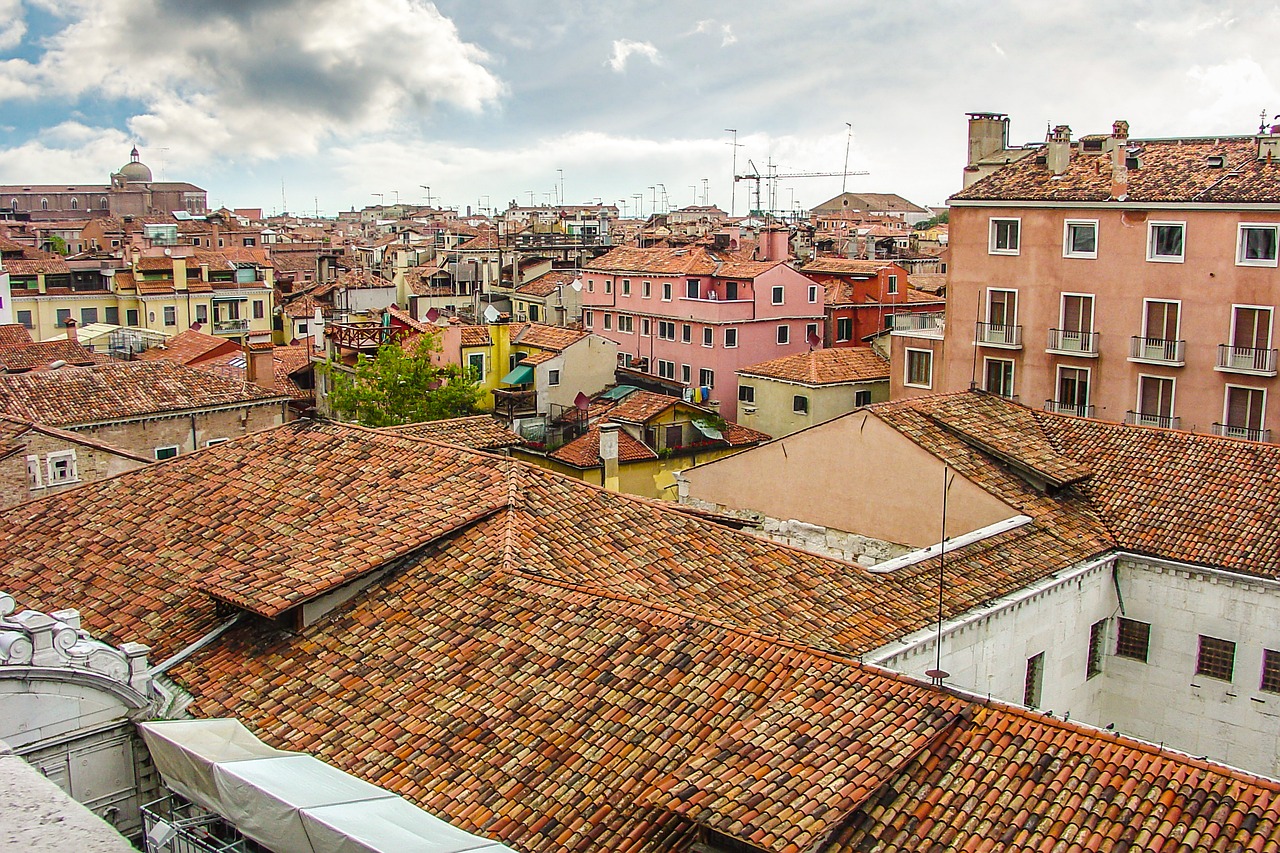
0, 431, 149, 509
68, 402, 286, 461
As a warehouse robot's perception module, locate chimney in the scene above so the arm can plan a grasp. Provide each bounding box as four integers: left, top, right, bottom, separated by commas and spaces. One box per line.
312, 307, 325, 352
1259, 118, 1280, 161
1046, 124, 1072, 174
245, 341, 274, 388
64, 316, 77, 342
598, 422, 620, 492
759, 226, 790, 262
965, 112, 1010, 172
1108, 120, 1129, 200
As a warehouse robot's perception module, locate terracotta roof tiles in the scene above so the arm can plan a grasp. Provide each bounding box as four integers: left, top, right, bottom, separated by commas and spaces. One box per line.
511, 322, 588, 351
134, 328, 236, 366
739, 348, 889, 386
0, 325, 33, 348
0, 339, 101, 372
514, 269, 578, 297
547, 425, 657, 467
383, 416, 524, 450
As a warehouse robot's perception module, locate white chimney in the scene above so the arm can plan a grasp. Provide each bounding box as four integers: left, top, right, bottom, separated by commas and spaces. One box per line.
1046, 124, 1071, 175
312, 307, 324, 352
599, 422, 620, 491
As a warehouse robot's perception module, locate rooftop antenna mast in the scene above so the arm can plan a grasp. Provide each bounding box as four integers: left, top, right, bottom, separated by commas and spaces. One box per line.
725, 129, 741, 217
926, 467, 955, 686
842, 123, 853, 194
281, 179, 287, 215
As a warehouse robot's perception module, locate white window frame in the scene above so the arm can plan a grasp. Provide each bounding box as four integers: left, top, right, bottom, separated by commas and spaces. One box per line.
1059, 292, 1096, 334
1223, 384, 1266, 435
641, 318, 651, 337
155, 445, 180, 460
1237, 223, 1279, 268
662, 282, 672, 302
205, 438, 230, 447
1147, 221, 1186, 263
989, 217, 1021, 255
986, 287, 1018, 326
724, 328, 738, 348
904, 348, 933, 389
642, 281, 652, 298
887, 274, 899, 295
621, 278, 631, 296
983, 357, 1015, 398
583, 310, 593, 328
657, 360, 675, 380
698, 368, 715, 388
467, 352, 486, 381
26, 455, 43, 490
738, 384, 755, 403
548, 369, 561, 386
771, 285, 785, 305
1135, 373, 1176, 422
854, 389, 872, 407
807, 285, 819, 303
603, 313, 612, 331
835, 316, 852, 342
681, 324, 691, 344
776, 325, 790, 345
702, 327, 713, 348
681, 364, 691, 385
1063, 219, 1099, 259
1055, 365, 1091, 409
618, 315, 634, 334
1142, 298, 1181, 340
1230, 304, 1274, 350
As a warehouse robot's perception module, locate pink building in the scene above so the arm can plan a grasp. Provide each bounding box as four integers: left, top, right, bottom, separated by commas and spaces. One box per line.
893, 115, 1280, 443
582, 232, 825, 419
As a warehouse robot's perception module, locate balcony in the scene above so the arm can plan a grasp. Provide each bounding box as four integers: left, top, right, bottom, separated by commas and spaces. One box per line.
1046, 328, 1099, 357
1125, 411, 1181, 430
1128, 336, 1186, 366
1215, 344, 1279, 377
672, 296, 756, 322
492, 387, 537, 420
211, 318, 250, 336
1044, 400, 1095, 418
1212, 423, 1272, 442
326, 322, 405, 350
890, 311, 945, 339
976, 321, 1023, 349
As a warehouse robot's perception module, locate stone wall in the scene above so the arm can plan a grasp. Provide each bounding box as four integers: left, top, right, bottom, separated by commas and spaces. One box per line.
71, 403, 285, 460
0, 431, 148, 509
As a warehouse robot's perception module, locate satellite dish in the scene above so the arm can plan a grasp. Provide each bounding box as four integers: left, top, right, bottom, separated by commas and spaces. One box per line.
571, 279, 582, 292
807, 331, 821, 349
425, 307, 440, 322
483, 305, 501, 323
574, 391, 590, 411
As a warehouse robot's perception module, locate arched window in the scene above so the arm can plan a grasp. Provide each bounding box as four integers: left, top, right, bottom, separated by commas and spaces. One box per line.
99, 197, 108, 209
70, 198, 78, 210
40, 198, 48, 210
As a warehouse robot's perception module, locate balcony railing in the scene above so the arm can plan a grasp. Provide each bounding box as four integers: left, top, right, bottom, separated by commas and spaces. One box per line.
976, 321, 1023, 349
1044, 400, 1094, 418
492, 388, 537, 420
1215, 344, 1279, 377
1046, 328, 1100, 356
1125, 411, 1180, 429
211, 318, 250, 335
890, 311, 945, 338
1128, 336, 1186, 366
327, 322, 405, 350
1211, 423, 1272, 442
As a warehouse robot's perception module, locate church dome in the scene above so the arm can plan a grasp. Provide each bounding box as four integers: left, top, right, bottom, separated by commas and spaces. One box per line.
118, 147, 152, 183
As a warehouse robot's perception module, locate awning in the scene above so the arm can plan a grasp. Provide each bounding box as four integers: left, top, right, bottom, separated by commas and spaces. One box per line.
692, 419, 724, 441
499, 364, 534, 385
139, 719, 514, 853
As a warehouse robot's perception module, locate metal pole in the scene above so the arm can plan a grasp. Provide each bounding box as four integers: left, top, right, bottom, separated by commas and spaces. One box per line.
725, 129, 739, 217
842, 123, 853, 194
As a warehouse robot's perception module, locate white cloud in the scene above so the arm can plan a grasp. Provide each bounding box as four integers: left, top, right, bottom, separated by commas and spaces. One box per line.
0, 122, 134, 183
720, 24, 737, 47
691, 18, 735, 46
1186, 58, 1280, 133
0, 0, 24, 50
607, 39, 661, 72
0, 0, 505, 164
990, 41, 1006, 57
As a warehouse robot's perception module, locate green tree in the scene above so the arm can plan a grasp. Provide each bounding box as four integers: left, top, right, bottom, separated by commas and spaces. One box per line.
47, 235, 70, 255
320, 332, 480, 427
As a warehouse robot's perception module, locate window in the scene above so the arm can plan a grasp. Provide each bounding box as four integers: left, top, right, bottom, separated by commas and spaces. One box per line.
583, 310, 593, 328
622, 279, 631, 296
724, 328, 738, 348
528, 304, 540, 323
771, 286, 784, 305
657, 359, 675, 380
724, 281, 739, 300
80, 307, 98, 326
702, 327, 713, 347
984, 358, 1015, 398
698, 368, 715, 388
103, 306, 118, 325
776, 325, 790, 345
808, 284, 819, 303
126, 309, 139, 326
70, 197, 77, 210
806, 323, 819, 343
155, 445, 180, 460
681, 364, 691, 385
603, 314, 612, 331
298, 323, 308, 334
1262, 649, 1280, 693
56, 308, 71, 328
1061, 293, 1094, 336
1238, 224, 1278, 267
40, 198, 48, 210
738, 384, 755, 403
253, 300, 264, 320
887, 274, 899, 295
1231, 305, 1272, 353
1024, 652, 1044, 708
1147, 221, 1185, 262
658, 321, 675, 340
1135, 375, 1175, 426
987, 288, 1018, 327
618, 315, 634, 333
1064, 220, 1098, 259
44, 450, 79, 485
1115, 617, 1150, 662
1223, 386, 1266, 438
905, 348, 933, 388
26, 455, 42, 490
1055, 366, 1090, 414
989, 218, 1020, 254
854, 389, 872, 407
1086, 619, 1106, 678
468, 352, 485, 381
686, 279, 699, 299
642, 281, 651, 298
195, 304, 209, 324
586, 279, 595, 293
604, 279, 613, 294
1196, 635, 1236, 682
641, 318, 651, 337
1143, 299, 1179, 342
163, 306, 176, 326
681, 324, 691, 344
793, 395, 809, 414
205, 438, 229, 447
16, 310, 32, 330
662, 282, 672, 301
836, 317, 852, 342
548, 369, 561, 386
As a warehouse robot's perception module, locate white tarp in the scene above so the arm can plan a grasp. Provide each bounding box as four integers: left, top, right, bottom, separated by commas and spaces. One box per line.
138, 719, 513, 853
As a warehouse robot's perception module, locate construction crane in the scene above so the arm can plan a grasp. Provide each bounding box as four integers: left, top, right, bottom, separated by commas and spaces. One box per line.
735, 157, 869, 217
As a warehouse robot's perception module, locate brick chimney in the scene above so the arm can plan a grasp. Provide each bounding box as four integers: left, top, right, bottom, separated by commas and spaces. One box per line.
598, 422, 620, 492
1108, 120, 1130, 201
64, 316, 77, 342
1046, 125, 1072, 175
759, 225, 790, 262
244, 341, 274, 388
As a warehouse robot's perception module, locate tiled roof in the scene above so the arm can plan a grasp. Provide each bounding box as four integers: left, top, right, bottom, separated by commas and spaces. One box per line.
280, 293, 325, 320
382, 416, 524, 450
739, 348, 889, 386
1, 421, 1278, 851
459, 325, 492, 347
517, 350, 557, 366
605, 389, 681, 423
0, 339, 101, 372
134, 328, 236, 365
587, 246, 773, 277
547, 425, 657, 467
2, 256, 70, 275
800, 258, 895, 276
908, 272, 947, 294
0, 360, 287, 427
953, 135, 1280, 204
0, 325, 33, 348
511, 322, 588, 352
514, 269, 577, 297
904, 286, 943, 303
455, 229, 498, 251
197, 345, 315, 400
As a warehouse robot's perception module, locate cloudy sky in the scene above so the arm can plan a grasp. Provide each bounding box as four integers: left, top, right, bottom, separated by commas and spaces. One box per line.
1, 1, 1276, 217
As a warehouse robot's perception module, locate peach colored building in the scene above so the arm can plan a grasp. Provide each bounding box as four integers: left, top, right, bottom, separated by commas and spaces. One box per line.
893, 116, 1280, 442
581, 231, 825, 420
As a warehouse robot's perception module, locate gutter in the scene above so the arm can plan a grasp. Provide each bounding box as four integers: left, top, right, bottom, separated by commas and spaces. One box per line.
866, 514, 1033, 574
151, 613, 244, 676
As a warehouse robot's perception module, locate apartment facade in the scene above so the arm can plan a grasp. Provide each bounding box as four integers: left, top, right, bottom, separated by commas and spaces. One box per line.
582, 237, 825, 420
898, 116, 1280, 441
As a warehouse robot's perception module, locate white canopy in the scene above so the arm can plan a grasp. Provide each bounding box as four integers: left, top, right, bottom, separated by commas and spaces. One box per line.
139, 719, 514, 853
